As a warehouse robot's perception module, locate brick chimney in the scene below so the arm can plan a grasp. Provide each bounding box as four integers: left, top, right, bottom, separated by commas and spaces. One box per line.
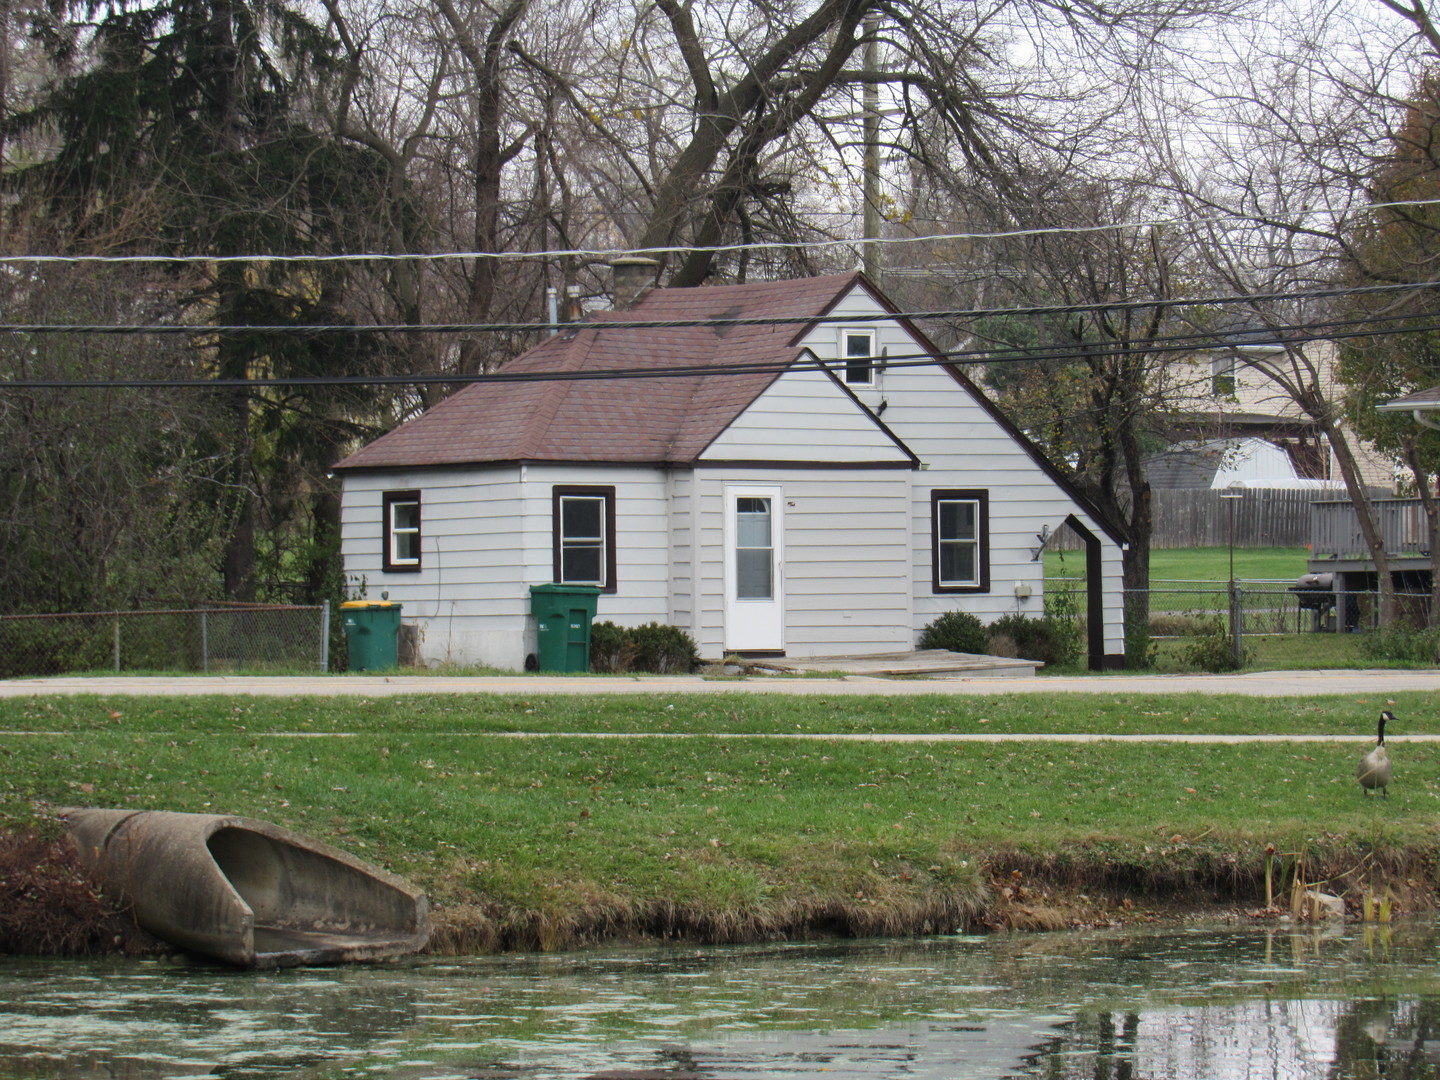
610, 257, 660, 310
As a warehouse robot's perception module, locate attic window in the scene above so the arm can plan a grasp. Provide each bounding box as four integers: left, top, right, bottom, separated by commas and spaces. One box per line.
553, 486, 617, 593
843, 330, 876, 386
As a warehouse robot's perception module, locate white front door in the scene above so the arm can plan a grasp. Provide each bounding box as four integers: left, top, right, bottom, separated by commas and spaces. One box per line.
723, 484, 784, 652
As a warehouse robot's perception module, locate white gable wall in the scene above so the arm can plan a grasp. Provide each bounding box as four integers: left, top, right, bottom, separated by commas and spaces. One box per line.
796, 286, 1126, 657
690, 365, 915, 658
702, 365, 913, 463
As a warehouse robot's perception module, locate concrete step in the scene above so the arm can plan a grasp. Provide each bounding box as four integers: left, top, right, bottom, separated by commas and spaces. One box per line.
751, 649, 1041, 679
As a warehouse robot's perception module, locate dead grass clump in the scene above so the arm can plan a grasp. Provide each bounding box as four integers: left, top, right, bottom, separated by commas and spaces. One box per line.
427, 902, 505, 955
0, 831, 160, 957
425, 883, 989, 954
986, 634, 1019, 659
990, 842, 1259, 903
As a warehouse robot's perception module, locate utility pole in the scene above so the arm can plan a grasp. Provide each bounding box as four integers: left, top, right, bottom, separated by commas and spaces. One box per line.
862, 14, 880, 281
1221, 483, 1245, 664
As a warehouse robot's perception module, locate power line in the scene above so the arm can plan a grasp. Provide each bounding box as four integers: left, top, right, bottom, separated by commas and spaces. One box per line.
6, 306, 1438, 390
1, 279, 1438, 338
2, 198, 1440, 265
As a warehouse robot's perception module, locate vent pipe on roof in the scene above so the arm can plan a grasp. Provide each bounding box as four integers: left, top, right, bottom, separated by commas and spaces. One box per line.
610, 257, 660, 310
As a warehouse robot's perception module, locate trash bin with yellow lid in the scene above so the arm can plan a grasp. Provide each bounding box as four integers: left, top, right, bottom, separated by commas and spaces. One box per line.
340, 601, 402, 671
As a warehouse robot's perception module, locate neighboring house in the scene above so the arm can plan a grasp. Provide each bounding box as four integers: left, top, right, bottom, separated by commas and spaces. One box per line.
1144, 436, 1348, 492
1163, 332, 1395, 490
1378, 383, 1440, 432
335, 270, 1127, 670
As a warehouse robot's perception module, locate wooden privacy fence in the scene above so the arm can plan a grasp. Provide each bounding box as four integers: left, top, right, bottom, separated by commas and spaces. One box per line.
1051, 487, 1377, 550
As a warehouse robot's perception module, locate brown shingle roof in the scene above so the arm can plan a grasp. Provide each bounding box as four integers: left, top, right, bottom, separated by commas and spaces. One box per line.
335, 273, 859, 471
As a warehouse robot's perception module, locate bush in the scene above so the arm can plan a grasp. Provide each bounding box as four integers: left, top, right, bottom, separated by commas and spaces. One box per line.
918, 610, 988, 654
986, 613, 1080, 667
0, 619, 112, 678
1125, 601, 1157, 670
589, 621, 698, 674
589, 621, 636, 673
1358, 626, 1440, 665
628, 623, 700, 673
1045, 583, 1082, 640
1183, 617, 1244, 672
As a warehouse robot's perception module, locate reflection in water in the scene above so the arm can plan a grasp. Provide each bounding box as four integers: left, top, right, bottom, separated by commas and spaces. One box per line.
6, 924, 1440, 1078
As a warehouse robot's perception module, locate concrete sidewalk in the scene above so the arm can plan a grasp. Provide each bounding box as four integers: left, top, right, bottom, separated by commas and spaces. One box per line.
2, 668, 1438, 698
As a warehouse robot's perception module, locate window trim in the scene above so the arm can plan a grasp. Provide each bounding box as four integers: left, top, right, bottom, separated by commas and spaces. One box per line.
1211, 353, 1236, 396
930, 488, 990, 593
382, 490, 422, 573
552, 485, 618, 593
841, 328, 876, 387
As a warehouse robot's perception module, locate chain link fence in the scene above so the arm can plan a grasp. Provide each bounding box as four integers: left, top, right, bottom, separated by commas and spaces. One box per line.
1047, 577, 1437, 669
1138, 582, 1434, 638
0, 604, 331, 679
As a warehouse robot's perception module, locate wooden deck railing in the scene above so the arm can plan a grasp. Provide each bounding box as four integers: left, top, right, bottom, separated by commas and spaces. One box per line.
1310, 498, 1431, 560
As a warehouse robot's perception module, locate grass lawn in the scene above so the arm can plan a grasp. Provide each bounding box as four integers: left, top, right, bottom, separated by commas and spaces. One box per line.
1047, 545, 1313, 582
5, 690, 1437, 950
1041, 545, 1439, 674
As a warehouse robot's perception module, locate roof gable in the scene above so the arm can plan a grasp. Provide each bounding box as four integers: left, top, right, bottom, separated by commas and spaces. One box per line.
795, 276, 1131, 549
335, 274, 859, 471
331, 272, 1126, 547
698, 350, 917, 465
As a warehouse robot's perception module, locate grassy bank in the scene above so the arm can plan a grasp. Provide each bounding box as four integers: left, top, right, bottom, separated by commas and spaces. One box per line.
3, 689, 1437, 954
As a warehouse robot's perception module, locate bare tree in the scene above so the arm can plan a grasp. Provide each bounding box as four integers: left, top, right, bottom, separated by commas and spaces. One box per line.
1331, 71, 1440, 625
538, 0, 1238, 286
1150, 0, 1440, 622
911, 163, 1195, 664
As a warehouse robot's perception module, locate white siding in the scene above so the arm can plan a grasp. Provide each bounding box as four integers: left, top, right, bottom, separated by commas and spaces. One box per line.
667, 471, 696, 635
341, 464, 675, 670
700, 365, 912, 463
692, 468, 914, 659
526, 464, 673, 625
339, 467, 531, 668
797, 286, 1126, 658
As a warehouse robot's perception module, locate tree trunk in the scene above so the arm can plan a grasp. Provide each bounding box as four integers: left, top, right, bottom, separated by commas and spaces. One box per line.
215, 261, 256, 602
433, 0, 530, 375
637, 0, 869, 276
1324, 417, 1397, 623
1402, 437, 1440, 629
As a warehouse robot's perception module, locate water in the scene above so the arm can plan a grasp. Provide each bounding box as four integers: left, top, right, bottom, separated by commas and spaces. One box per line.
3, 922, 1439, 1079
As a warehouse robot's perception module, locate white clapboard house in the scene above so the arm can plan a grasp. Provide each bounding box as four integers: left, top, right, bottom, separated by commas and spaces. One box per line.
335, 270, 1126, 670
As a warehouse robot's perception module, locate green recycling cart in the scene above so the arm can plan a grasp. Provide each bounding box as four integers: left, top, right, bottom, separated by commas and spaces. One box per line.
340, 600, 402, 671
529, 584, 601, 673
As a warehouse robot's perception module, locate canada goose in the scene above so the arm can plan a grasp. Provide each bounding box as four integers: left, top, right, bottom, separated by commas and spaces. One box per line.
1358, 710, 1394, 797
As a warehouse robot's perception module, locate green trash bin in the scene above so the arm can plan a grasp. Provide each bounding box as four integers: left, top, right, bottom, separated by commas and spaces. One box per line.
341, 601, 402, 671
529, 584, 601, 673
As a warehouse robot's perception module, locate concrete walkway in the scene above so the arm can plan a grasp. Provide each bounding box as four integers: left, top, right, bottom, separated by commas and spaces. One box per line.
2, 668, 1439, 698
